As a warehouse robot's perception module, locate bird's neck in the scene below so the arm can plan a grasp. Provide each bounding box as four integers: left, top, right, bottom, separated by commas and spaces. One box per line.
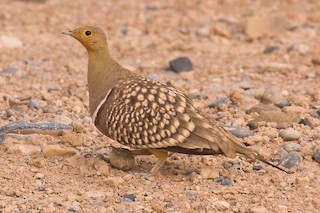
87, 49, 122, 117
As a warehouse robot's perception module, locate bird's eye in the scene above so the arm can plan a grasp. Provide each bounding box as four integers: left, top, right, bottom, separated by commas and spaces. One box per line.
85, 30, 91, 36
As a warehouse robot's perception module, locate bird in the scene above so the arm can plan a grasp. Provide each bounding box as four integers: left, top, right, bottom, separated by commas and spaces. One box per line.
63, 26, 286, 175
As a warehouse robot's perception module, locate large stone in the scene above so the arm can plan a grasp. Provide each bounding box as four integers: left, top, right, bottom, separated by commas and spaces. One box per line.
169, 57, 193, 73
6, 144, 41, 156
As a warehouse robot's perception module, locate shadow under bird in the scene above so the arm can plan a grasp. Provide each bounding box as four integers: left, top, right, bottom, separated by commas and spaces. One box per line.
63, 26, 287, 175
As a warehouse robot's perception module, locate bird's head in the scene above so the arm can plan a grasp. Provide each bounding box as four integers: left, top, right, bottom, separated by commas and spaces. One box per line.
63, 26, 108, 52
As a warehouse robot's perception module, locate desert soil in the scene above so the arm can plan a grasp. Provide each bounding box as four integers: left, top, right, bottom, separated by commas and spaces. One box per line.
0, 0, 320, 212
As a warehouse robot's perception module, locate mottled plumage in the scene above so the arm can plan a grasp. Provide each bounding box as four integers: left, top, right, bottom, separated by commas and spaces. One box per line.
64, 26, 286, 174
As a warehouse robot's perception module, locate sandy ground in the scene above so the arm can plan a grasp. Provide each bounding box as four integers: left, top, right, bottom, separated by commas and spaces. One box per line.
0, 0, 320, 212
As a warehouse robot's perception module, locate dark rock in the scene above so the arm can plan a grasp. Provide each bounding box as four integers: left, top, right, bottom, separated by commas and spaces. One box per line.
123, 193, 136, 202
2, 67, 19, 74
169, 57, 193, 73
280, 152, 301, 169
28, 99, 40, 109
311, 58, 320, 66
164, 203, 174, 209
214, 177, 233, 186
314, 150, 320, 163
299, 118, 313, 128
275, 99, 290, 108
263, 46, 279, 54
226, 126, 254, 138
208, 97, 229, 108
252, 164, 263, 171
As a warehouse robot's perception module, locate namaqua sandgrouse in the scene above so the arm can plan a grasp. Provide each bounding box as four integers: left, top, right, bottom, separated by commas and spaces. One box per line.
63, 26, 285, 174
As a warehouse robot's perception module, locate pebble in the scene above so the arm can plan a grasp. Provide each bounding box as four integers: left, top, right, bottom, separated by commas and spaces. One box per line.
248, 104, 281, 114
287, 43, 310, 55
208, 97, 229, 108
42, 144, 77, 158
213, 200, 230, 211
2, 67, 19, 74
189, 171, 202, 181
187, 89, 202, 100
251, 206, 269, 213
109, 147, 135, 171
263, 46, 279, 54
28, 99, 40, 109
314, 150, 320, 163
69, 203, 81, 212
200, 167, 219, 179
53, 115, 73, 125
299, 118, 313, 128
252, 164, 263, 171
251, 111, 300, 124
169, 57, 193, 73
275, 99, 290, 108
311, 58, 320, 66
214, 177, 233, 186
283, 142, 302, 152
280, 152, 301, 169
196, 26, 211, 37
6, 144, 41, 156
72, 121, 83, 133
93, 160, 110, 176
36, 179, 46, 191
186, 190, 198, 196
122, 194, 136, 202
0, 35, 23, 48
262, 87, 283, 104
226, 126, 254, 138
279, 129, 301, 141
34, 173, 45, 179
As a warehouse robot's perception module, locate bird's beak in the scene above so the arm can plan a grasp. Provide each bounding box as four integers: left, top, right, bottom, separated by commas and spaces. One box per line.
62, 30, 73, 36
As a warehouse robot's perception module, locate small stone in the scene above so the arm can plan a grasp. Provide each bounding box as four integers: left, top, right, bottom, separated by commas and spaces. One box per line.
208, 97, 229, 108
109, 147, 135, 171
280, 152, 301, 169
287, 43, 310, 55
7, 144, 41, 156
251, 206, 269, 213
2, 67, 19, 74
263, 46, 279, 54
275, 99, 290, 108
248, 104, 281, 114
252, 164, 263, 171
42, 144, 77, 158
189, 171, 202, 181
187, 89, 201, 100
283, 142, 302, 152
72, 121, 83, 133
299, 118, 313, 128
0, 36, 23, 48
196, 27, 211, 37
34, 173, 45, 179
186, 190, 198, 196
279, 129, 301, 141
251, 111, 300, 124
53, 115, 73, 125
8, 98, 21, 106
313, 150, 320, 163
262, 87, 283, 104
200, 167, 219, 179
104, 177, 124, 187
214, 177, 233, 186
122, 194, 136, 202
226, 126, 254, 138
169, 57, 193, 73
295, 176, 310, 185
28, 99, 40, 109
93, 160, 110, 176
36, 179, 46, 191
213, 200, 230, 211
69, 203, 81, 212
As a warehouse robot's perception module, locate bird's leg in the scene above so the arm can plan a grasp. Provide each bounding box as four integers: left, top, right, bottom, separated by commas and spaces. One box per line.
147, 149, 168, 175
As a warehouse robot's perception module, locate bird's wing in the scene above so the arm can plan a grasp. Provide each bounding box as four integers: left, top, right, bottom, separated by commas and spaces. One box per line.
101, 76, 256, 159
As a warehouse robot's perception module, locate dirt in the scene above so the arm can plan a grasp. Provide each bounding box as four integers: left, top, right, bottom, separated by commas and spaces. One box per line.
0, 0, 320, 212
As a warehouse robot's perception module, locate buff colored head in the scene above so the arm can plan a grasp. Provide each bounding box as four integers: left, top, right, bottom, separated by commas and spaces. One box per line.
63, 26, 108, 52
